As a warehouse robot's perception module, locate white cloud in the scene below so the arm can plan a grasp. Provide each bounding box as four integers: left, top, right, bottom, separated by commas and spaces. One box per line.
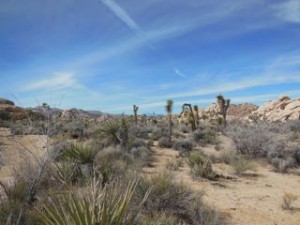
274, 0, 300, 23
173, 68, 187, 78
23, 72, 80, 91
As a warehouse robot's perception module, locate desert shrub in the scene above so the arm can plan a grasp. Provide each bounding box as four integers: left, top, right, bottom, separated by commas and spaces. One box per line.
151, 126, 168, 140
193, 128, 217, 146
180, 124, 190, 133
219, 151, 238, 164
137, 171, 220, 224
270, 157, 296, 173
231, 158, 256, 175
227, 124, 281, 158
173, 140, 193, 155
129, 124, 151, 139
289, 131, 300, 141
285, 120, 300, 132
292, 146, 300, 164
187, 152, 216, 180
66, 120, 85, 139
140, 214, 176, 225
165, 159, 184, 171
127, 146, 151, 167
94, 146, 133, 185
158, 137, 173, 148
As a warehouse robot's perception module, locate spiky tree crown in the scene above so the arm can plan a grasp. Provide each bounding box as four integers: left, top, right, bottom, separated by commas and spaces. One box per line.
166, 99, 173, 113
193, 105, 199, 112
133, 105, 138, 111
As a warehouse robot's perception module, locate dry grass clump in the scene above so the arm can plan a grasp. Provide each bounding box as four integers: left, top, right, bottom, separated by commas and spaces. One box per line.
231, 158, 257, 175
165, 158, 184, 171
282, 192, 298, 210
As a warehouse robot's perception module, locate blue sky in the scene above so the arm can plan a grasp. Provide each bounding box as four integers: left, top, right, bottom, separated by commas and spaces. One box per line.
0, 0, 300, 114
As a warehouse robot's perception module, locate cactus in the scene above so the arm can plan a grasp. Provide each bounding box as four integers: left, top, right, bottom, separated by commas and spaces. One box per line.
216, 94, 230, 129
133, 104, 139, 125
165, 99, 174, 142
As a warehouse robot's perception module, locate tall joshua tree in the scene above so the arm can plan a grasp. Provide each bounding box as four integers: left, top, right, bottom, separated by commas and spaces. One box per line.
216, 94, 230, 129
193, 105, 200, 128
165, 99, 174, 142
180, 103, 196, 131
133, 105, 139, 125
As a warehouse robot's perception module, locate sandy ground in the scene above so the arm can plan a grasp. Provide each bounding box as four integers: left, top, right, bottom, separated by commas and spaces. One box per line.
144, 136, 300, 225
0, 128, 47, 182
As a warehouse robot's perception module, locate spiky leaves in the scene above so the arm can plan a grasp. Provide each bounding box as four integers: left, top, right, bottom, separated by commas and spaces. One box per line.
216, 94, 230, 129
36, 179, 150, 225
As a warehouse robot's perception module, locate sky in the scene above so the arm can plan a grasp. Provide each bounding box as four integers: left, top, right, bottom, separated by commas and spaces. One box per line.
0, 0, 300, 114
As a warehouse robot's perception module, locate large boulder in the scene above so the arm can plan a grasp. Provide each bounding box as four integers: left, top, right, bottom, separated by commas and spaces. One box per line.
250, 96, 300, 122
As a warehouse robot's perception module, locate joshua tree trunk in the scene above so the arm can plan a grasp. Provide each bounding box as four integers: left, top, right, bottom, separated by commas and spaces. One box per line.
166, 100, 174, 142
133, 105, 139, 125
216, 95, 230, 130
180, 103, 196, 131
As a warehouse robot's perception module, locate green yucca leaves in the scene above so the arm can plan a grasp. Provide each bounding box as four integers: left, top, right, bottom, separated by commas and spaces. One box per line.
36, 179, 150, 225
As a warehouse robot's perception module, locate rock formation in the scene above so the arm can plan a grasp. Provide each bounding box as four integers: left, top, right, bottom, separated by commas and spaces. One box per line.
250, 96, 300, 122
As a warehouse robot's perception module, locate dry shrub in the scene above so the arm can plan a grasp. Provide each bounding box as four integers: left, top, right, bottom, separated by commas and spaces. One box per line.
136, 171, 221, 224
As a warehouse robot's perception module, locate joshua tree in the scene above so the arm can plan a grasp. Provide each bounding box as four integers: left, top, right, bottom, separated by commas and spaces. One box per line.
216, 94, 230, 129
133, 105, 139, 125
165, 99, 174, 142
180, 103, 196, 131
193, 105, 200, 128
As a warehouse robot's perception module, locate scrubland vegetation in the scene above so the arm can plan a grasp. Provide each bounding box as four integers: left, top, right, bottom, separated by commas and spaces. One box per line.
0, 98, 300, 225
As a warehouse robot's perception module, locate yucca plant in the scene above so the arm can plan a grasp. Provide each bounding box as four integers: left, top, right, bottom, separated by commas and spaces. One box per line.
62, 144, 97, 164
97, 120, 121, 145
36, 178, 150, 225
55, 162, 81, 185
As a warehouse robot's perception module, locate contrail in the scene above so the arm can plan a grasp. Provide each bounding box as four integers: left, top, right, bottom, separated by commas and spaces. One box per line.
99, 0, 155, 50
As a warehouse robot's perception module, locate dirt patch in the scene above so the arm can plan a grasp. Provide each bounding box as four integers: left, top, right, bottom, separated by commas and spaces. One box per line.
144, 137, 300, 225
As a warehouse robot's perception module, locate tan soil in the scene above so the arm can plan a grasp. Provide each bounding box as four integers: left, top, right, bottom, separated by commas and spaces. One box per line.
0, 128, 47, 182
144, 136, 300, 225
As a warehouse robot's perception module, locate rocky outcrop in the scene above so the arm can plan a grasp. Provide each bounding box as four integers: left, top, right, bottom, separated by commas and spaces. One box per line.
0, 98, 15, 106
250, 96, 300, 122
60, 108, 109, 122
197, 103, 258, 120
227, 103, 258, 119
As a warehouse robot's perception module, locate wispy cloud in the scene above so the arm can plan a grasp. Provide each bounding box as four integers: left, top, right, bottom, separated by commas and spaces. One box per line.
99, 0, 154, 49
23, 72, 81, 91
173, 68, 187, 78
274, 0, 300, 23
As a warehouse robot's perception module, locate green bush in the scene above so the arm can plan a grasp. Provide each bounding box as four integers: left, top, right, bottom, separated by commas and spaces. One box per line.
193, 128, 217, 146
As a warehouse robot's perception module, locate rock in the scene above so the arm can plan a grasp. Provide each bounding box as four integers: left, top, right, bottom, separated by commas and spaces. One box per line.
0, 98, 15, 106
279, 95, 291, 101
250, 96, 300, 122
